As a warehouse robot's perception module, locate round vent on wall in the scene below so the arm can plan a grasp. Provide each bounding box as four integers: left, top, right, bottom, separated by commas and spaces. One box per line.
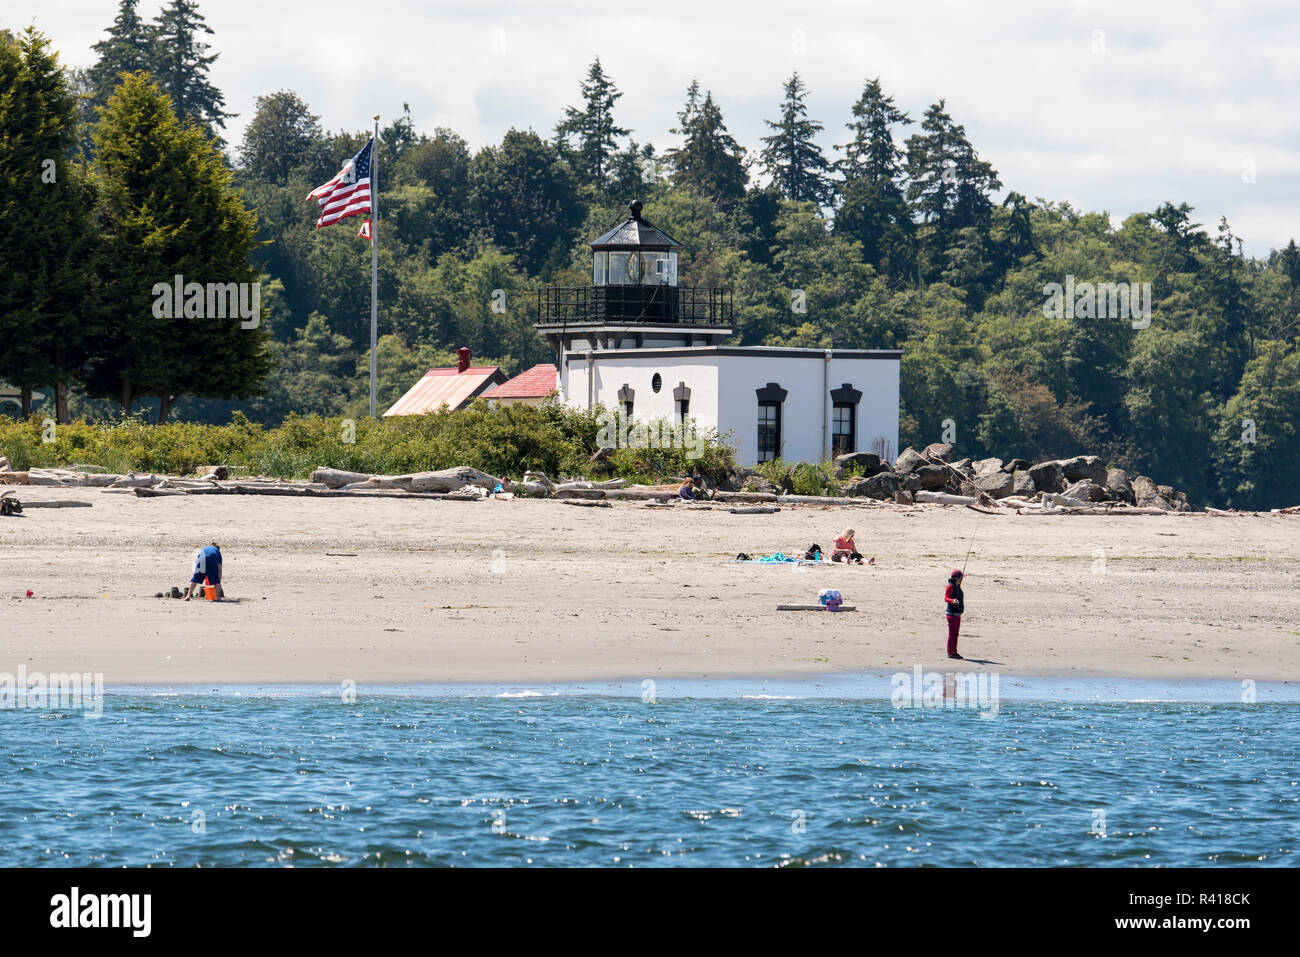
651, 373, 662, 393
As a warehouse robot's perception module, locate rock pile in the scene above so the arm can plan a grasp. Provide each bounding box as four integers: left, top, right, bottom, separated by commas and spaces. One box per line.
828, 445, 1192, 510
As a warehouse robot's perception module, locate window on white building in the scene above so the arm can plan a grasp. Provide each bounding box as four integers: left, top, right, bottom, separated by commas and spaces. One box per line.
832, 403, 855, 455
757, 402, 781, 462
829, 383, 863, 457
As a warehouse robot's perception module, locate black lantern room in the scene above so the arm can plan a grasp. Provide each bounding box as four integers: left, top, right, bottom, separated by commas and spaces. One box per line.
537, 200, 732, 328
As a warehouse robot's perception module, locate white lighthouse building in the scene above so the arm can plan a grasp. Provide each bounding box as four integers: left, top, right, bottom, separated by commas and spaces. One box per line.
535, 201, 901, 464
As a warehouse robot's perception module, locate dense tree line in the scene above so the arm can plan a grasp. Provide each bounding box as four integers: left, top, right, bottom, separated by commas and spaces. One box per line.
2, 5, 1299, 508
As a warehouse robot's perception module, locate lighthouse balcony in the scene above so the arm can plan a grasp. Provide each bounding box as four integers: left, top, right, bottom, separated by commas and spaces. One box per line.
535, 284, 734, 326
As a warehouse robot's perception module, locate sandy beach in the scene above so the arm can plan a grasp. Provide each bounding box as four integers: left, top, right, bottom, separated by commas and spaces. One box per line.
1, 487, 1297, 685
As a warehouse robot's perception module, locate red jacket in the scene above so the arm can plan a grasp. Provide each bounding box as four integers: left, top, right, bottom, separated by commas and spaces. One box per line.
945, 581, 965, 616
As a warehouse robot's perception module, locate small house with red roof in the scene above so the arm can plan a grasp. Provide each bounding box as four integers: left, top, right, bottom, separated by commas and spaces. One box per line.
482, 363, 558, 407
384, 348, 506, 417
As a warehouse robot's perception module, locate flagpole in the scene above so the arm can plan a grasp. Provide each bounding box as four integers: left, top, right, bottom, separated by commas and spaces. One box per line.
369, 114, 379, 418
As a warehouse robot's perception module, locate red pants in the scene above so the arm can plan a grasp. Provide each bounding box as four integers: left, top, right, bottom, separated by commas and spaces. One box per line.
946, 614, 961, 655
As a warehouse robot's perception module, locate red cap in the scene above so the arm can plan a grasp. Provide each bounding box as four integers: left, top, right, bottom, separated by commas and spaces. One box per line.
951, 569, 963, 577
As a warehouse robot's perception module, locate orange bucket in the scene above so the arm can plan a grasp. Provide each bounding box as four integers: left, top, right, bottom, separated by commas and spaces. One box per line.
203, 576, 217, 601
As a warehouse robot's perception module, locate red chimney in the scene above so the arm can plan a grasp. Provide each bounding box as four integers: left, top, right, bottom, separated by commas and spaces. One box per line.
456, 347, 471, 373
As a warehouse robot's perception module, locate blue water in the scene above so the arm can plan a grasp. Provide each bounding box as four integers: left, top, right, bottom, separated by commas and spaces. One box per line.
2, 684, 1297, 867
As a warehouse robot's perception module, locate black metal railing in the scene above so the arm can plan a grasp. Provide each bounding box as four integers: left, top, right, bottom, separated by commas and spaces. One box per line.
536, 286, 733, 325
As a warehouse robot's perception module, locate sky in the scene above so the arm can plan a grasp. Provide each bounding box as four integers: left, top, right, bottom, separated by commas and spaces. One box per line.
17, 0, 1300, 257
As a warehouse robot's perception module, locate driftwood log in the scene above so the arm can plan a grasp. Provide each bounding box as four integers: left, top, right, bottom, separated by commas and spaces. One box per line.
310, 466, 501, 493
777, 603, 858, 612
711, 491, 779, 504
556, 478, 627, 491
729, 506, 780, 514
604, 488, 676, 501
915, 490, 979, 506
556, 487, 606, 500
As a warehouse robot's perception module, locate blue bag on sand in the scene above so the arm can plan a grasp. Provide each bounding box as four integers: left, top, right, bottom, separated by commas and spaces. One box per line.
818, 588, 842, 608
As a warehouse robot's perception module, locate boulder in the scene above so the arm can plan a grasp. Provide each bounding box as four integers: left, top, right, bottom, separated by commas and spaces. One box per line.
950, 458, 973, 476
1011, 470, 1035, 497
847, 471, 901, 500
1131, 475, 1172, 509
1005, 458, 1031, 473
974, 470, 1015, 499
1105, 468, 1136, 505
1061, 479, 1111, 503
1028, 461, 1066, 494
900, 473, 922, 492
915, 464, 950, 490
921, 442, 955, 463
894, 447, 929, 474
1055, 455, 1108, 484
971, 457, 1004, 477
834, 451, 882, 475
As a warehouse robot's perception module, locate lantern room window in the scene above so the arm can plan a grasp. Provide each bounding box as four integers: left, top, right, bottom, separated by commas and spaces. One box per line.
597, 250, 677, 286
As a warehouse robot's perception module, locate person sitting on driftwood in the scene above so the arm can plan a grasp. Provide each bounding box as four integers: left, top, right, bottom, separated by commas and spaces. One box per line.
184, 542, 224, 601
678, 476, 714, 501
830, 527, 873, 565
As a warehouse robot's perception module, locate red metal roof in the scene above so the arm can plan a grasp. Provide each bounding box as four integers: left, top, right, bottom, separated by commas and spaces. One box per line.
484, 363, 558, 400
384, 366, 505, 416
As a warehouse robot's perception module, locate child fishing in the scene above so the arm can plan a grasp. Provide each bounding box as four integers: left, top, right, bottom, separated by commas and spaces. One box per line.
944, 569, 965, 659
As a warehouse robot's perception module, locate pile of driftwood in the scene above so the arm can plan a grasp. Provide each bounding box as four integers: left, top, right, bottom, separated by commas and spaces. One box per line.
0, 463, 512, 502
4, 457, 1296, 515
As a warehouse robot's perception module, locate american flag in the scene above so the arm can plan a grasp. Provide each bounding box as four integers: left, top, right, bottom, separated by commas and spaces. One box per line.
308, 137, 373, 228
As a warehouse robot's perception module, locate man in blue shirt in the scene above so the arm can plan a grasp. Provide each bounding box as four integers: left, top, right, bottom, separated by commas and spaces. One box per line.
184, 543, 224, 601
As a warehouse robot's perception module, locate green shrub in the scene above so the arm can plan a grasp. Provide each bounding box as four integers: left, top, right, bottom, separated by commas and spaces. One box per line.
0, 404, 736, 484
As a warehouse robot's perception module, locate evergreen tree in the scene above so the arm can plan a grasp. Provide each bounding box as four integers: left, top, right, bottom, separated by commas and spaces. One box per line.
555, 58, 628, 186
837, 77, 909, 185
88, 72, 272, 420
381, 102, 419, 162
833, 77, 913, 282
1277, 238, 1300, 339
608, 138, 660, 204
759, 73, 833, 206
1213, 341, 1300, 509
87, 0, 153, 106
151, 0, 230, 136
1205, 216, 1256, 397
904, 100, 1001, 279
666, 80, 747, 209
0, 28, 100, 420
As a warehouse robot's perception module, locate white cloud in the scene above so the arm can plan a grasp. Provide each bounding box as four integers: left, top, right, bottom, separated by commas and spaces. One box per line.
15, 0, 1300, 254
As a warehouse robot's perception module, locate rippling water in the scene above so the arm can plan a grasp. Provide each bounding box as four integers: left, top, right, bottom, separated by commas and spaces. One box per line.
2, 692, 1296, 866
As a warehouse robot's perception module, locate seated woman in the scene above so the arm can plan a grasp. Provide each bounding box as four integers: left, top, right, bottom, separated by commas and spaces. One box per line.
830, 527, 872, 565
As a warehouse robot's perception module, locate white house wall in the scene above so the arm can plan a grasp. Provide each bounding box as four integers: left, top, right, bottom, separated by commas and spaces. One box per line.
565, 354, 722, 429
716, 354, 899, 464
562, 348, 899, 466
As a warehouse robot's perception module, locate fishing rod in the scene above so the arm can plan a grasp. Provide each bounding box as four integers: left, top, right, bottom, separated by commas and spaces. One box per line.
961, 531, 977, 576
